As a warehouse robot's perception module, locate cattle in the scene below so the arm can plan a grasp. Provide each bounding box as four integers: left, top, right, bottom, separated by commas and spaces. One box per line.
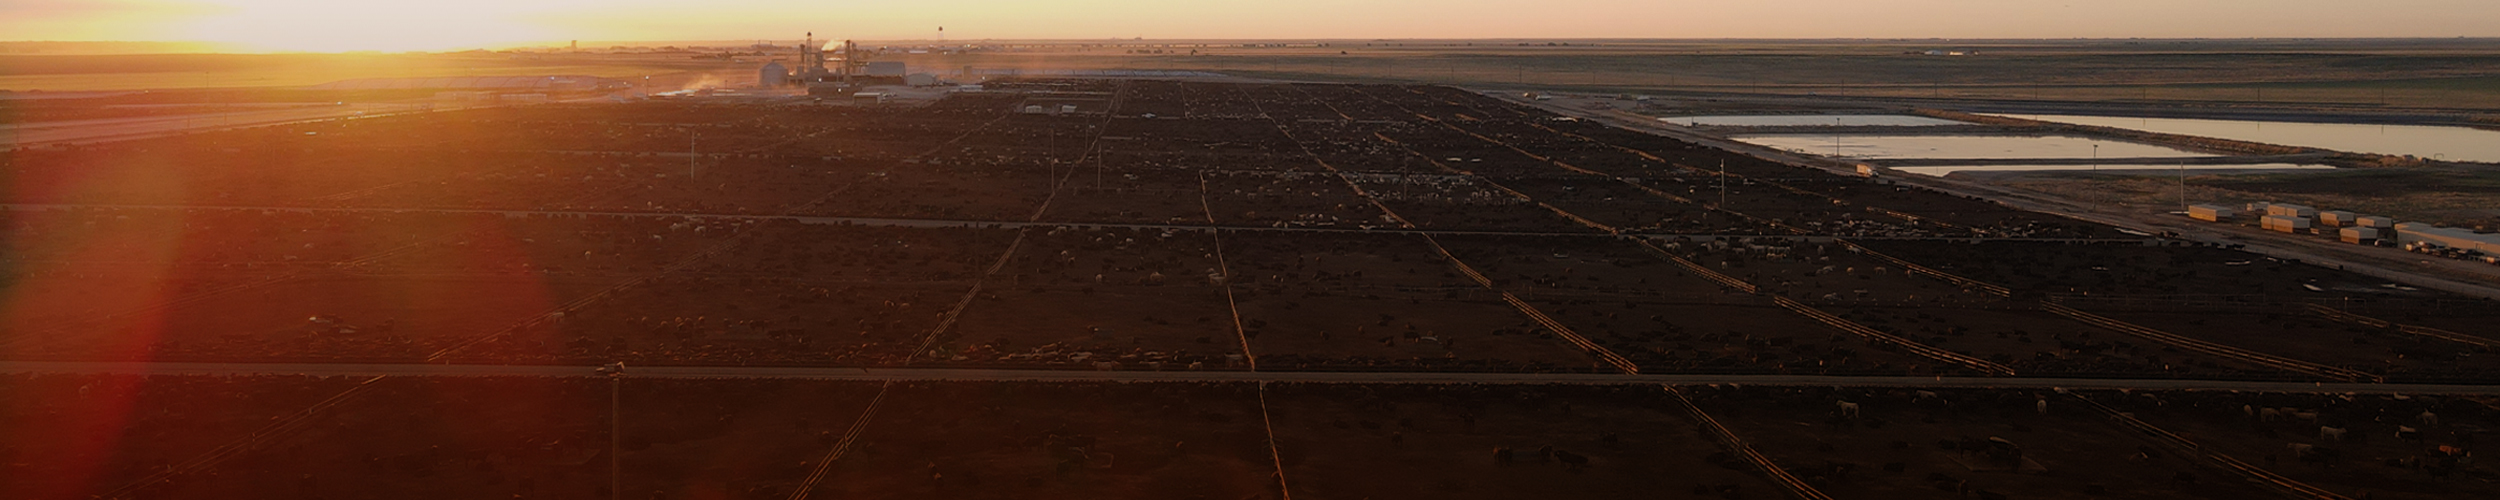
2398, 426, 2423, 442
1492, 447, 1514, 465
2294, 411, 2320, 423
1553, 450, 1590, 470
1836, 401, 1861, 418
2418, 411, 2440, 426
2319, 426, 2346, 441
2036, 399, 2048, 415
2259, 408, 2283, 422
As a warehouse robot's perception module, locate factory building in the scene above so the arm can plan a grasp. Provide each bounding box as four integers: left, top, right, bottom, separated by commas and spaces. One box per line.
759, 33, 873, 88
2395, 223, 2500, 253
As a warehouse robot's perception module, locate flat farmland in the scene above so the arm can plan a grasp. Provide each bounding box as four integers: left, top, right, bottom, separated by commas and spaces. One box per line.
131, 377, 887, 500
1836, 306, 2263, 378
1534, 301, 1943, 375
1267, 383, 1784, 500
1690, 386, 2275, 500
1348, 173, 1596, 232
1668, 238, 1976, 303
1238, 293, 1595, 372
700, 222, 1018, 282
1202, 171, 1387, 229
1438, 234, 1744, 297
799, 164, 1054, 221
947, 287, 1240, 367
2098, 390, 2500, 500
13, 275, 613, 362
1494, 175, 1776, 235
1856, 240, 2452, 300
0, 374, 366, 500
463, 277, 962, 366
1037, 169, 1214, 225
805, 382, 1279, 500
2095, 310, 2500, 380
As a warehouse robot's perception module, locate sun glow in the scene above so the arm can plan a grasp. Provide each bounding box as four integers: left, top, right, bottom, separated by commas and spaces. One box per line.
176, 0, 594, 52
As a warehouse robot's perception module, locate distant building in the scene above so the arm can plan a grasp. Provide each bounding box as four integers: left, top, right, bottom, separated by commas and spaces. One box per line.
2261, 215, 2313, 233
905, 73, 938, 86
2340, 227, 2381, 244
866, 61, 906, 77
2395, 223, 2500, 253
759, 61, 789, 87
2266, 204, 2317, 217
2187, 204, 2236, 222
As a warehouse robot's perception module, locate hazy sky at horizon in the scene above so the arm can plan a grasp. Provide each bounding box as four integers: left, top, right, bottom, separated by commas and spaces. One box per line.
5, 0, 2497, 52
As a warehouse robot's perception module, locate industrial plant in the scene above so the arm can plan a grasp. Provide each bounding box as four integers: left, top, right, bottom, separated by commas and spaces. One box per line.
756, 33, 937, 95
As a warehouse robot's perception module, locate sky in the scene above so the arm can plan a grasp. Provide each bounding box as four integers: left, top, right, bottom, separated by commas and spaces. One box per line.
4, 0, 2498, 52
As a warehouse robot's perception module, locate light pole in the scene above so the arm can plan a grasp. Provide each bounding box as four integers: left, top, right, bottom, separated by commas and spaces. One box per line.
2177, 161, 2188, 212
597, 362, 625, 500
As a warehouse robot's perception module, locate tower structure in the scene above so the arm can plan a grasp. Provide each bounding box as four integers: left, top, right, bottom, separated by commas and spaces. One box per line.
796, 32, 830, 81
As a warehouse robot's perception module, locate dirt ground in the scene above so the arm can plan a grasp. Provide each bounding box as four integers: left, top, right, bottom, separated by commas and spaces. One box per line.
131, 377, 889, 500
10, 275, 615, 362
0, 374, 365, 499
807, 382, 1279, 500
1838, 306, 2264, 378
2095, 390, 2500, 500
1691, 386, 2279, 500
2097, 311, 2500, 380
1857, 239, 2458, 300
1266, 383, 1782, 500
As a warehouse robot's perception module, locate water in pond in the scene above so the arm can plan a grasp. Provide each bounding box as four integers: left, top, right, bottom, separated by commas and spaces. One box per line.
1893, 163, 2335, 176
1735, 134, 2216, 160
1658, 114, 1970, 127
1994, 114, 2500, 164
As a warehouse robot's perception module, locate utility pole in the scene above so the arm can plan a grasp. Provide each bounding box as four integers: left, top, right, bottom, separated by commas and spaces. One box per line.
2177, 161, 2188, 212
1718, 160, 1728, 212
597, 362, 626, 500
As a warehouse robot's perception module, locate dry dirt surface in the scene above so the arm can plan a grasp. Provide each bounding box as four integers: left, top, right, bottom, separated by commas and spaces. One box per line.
13, 77, 2500, 499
